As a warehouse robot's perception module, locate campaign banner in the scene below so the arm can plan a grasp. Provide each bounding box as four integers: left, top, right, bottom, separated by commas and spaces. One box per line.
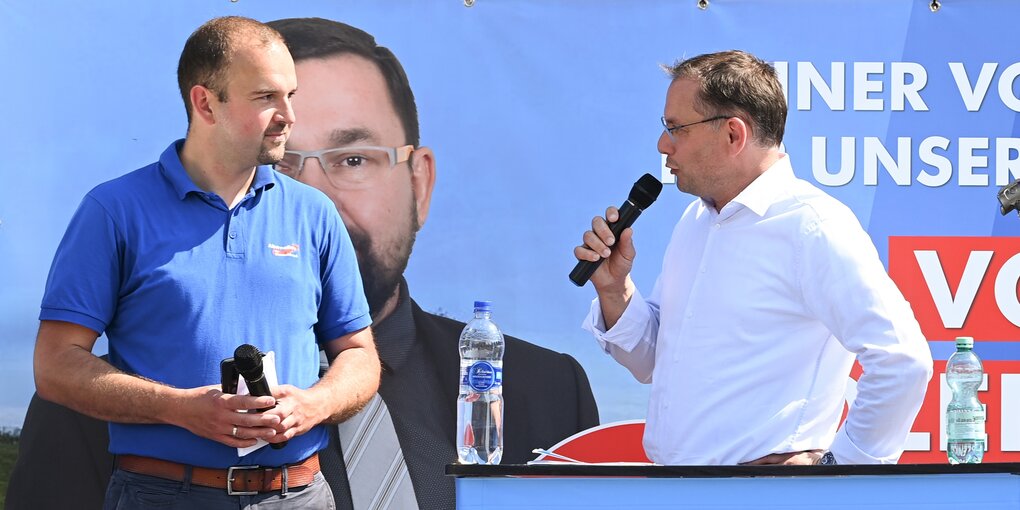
2, 0, 1018, 462
890, 236, 1020, 462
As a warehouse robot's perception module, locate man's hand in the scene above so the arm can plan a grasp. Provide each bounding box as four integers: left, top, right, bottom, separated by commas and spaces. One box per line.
574, 205, 638, 329
170, 385, 282, 448
740, 450, 823, 466
575, 206, 637, 290
194, 328, 381, 447
261, 384, 326, 445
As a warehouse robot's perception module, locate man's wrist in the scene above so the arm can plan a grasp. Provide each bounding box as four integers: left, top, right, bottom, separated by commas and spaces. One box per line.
815, 450, 838, 465
596, 278, 636, 331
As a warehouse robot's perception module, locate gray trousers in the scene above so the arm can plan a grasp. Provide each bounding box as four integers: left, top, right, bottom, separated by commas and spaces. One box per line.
102, 468, 335, 509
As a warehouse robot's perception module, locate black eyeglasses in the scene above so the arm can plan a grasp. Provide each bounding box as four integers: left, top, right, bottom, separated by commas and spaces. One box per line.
660, 115, 730, 142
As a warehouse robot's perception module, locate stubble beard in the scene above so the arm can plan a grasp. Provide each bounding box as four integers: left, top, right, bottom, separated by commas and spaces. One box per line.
348, 199, 420, 318
257, 138, 287, 165
257, 122, 289, 165
673, 169, 695, 196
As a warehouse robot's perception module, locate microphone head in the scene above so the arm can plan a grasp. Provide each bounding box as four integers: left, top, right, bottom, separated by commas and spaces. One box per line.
233, 344, 265, 379
629, 173, 663, 210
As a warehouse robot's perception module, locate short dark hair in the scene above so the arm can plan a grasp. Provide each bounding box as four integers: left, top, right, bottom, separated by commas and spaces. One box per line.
177, 16, 284, 123
268, 18, 420, 147
664, 50, 786, 148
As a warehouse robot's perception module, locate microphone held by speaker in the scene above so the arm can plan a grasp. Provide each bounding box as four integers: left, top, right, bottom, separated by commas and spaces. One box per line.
228, 344, 288, 450
569, 173, 663, 287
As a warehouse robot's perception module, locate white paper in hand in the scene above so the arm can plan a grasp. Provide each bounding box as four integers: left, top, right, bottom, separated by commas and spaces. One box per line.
235, 350, 279, 457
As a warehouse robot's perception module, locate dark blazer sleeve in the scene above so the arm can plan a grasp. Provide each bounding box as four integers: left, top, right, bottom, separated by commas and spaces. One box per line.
5, 393, 113, 510
500, 339, 600, 464
566, 353, 600, 430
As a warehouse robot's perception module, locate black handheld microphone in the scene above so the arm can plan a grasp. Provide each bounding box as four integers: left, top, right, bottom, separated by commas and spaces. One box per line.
570, 173, 663, 287
233, 344, 287, 449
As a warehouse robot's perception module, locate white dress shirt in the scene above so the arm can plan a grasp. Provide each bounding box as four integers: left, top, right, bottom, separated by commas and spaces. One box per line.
583, 155, 933, 465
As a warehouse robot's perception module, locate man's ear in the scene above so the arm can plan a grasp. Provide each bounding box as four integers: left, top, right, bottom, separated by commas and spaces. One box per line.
190, 85, 218, 127
409, 146, 436, 229
725, 116, 749, 155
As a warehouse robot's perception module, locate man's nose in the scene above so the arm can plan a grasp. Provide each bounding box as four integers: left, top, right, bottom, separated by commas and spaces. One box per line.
277, 97, 296, 125
657, 130, 673, 155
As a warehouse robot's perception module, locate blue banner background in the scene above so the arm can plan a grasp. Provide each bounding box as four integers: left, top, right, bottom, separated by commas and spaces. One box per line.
2, 0, 1018, 430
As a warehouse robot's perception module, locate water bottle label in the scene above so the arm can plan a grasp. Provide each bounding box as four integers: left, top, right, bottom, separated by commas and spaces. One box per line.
463, 361, 502, 391
947, 409, 986, 440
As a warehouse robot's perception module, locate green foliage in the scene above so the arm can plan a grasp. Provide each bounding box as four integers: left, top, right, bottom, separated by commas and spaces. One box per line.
0, 439, 18, 510
0, 427, 19, 445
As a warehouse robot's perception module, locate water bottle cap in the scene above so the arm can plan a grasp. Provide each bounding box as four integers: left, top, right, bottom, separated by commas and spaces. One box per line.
955, 336, 974, 349
473, 300, 492, 312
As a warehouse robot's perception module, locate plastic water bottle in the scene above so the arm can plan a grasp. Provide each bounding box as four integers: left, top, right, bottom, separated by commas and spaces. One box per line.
946, 336, 985, 464
456, 300, 505, 464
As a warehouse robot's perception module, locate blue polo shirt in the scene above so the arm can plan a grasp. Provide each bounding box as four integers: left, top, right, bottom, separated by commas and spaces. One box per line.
40, 140, 372, 468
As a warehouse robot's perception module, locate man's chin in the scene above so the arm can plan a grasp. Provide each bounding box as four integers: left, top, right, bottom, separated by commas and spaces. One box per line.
257, 138, 289, 164
257, 148, 285, 166
351, 213, 417, 319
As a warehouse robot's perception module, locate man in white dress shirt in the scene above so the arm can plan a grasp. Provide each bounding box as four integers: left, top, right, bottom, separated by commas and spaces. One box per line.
575, 50, 933, 465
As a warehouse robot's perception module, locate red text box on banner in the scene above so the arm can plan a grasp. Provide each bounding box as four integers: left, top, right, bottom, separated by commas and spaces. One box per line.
888, 236, 1020, 463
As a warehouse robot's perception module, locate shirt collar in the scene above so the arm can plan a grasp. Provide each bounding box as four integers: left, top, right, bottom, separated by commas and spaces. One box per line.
158, 139, 276, 201
372, 278, 416, 372
251, 165, 277, 193
159, 139, 202, 200
725, 153, 794, 218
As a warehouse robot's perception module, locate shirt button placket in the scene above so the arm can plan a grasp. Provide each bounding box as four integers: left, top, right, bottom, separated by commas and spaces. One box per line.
226, 206, 246, 257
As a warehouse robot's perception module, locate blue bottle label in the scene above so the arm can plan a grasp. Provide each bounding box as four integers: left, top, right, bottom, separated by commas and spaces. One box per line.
464, 361, 502, 391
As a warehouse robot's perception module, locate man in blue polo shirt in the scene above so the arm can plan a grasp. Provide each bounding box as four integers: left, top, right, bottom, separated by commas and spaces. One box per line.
31, 16, 379, 509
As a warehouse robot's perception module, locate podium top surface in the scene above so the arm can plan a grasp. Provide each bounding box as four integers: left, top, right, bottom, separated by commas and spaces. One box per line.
447, 462, 1020, 478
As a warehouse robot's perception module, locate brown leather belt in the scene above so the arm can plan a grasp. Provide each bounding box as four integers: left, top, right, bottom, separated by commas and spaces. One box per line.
117, 453, 320, 495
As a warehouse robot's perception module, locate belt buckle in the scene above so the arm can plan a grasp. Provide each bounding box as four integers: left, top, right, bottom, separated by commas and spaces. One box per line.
227, 465, 261, 496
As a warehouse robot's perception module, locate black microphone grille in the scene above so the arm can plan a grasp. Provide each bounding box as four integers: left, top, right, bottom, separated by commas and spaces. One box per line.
233, 344, 264, 376
629, 173, 664, 210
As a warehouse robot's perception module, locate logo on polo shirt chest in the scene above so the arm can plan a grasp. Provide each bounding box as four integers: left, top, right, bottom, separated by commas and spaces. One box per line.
267, 243, 300, 258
